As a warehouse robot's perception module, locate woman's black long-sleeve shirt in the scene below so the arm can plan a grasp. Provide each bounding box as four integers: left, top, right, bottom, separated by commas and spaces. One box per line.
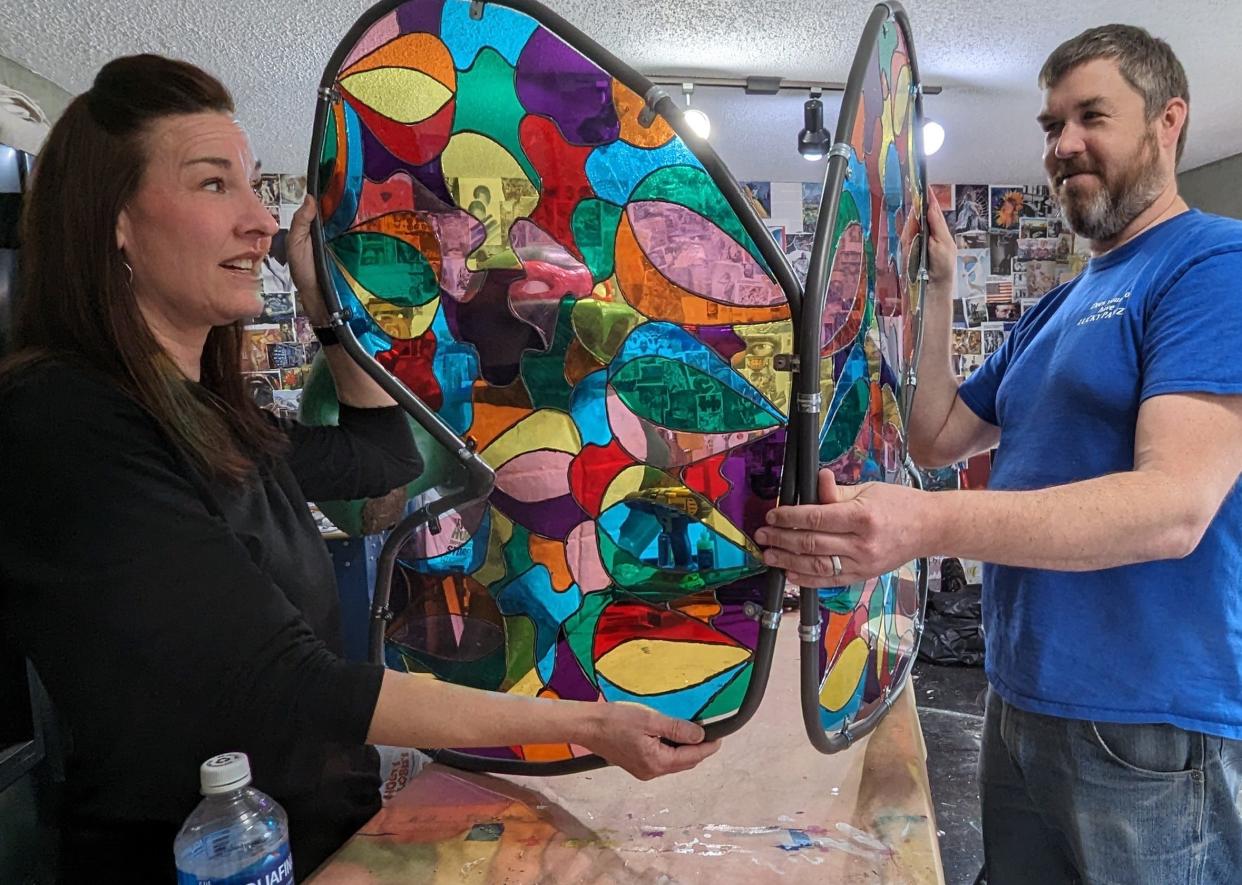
0, 360, 422, 878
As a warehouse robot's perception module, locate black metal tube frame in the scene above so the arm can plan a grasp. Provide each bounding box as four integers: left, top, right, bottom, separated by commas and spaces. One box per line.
794, 0, 932, 754
307, 0, 804, 775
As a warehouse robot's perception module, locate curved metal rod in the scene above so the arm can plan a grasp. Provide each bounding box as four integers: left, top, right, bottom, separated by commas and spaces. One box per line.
307, 7, 499, 719
808, 460, 929, 753
890, 1, 932, 459
309, 0, 804, 773
797, 0, 931, 754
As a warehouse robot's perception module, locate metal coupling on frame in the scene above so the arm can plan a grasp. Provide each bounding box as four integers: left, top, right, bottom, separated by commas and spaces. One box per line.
639, 85, 670, 128
827, 142, 852, 162
798, 621, 823, 643
796, 392, 822, 414
761, 610, 782, 630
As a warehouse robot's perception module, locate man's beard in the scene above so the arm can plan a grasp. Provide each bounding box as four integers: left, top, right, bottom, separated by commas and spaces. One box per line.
1054, 130, 1166, 243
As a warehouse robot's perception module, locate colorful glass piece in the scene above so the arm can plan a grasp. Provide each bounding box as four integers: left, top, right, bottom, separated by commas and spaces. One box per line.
310, 0, 793, 770
808, 7, 927, 740
309, 0, 927, 767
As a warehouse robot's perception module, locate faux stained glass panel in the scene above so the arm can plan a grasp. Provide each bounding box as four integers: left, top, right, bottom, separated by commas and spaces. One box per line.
812, 8, 926, 736
311, 0, 794, 768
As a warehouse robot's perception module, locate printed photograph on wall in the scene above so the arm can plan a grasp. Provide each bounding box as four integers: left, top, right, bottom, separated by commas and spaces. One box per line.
957, 249, 988, 301
952, 328, 982, 357
801, 181, 824, 233
990, 231, 1018, 275
989, 186, 1025, 231
784, 232, 815, 286
279, 174, 307, 205
739, 180, 772, 219
982, 324, 1006, 355
257, 173, 281, 208
964, 294, 988, 327
953, 184, 988, 234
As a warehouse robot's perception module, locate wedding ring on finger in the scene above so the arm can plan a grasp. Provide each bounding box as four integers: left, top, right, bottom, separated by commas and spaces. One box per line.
831, 554, 843, 578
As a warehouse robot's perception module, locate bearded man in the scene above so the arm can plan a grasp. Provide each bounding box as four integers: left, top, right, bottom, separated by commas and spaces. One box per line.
757, 24, 1242, 884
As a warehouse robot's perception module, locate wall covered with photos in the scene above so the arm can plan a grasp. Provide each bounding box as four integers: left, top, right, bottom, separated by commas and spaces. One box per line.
248, 174, 1090, 420
242, 172, 316, 418
250, 174, 1087, 415
735, 178, 1088, 379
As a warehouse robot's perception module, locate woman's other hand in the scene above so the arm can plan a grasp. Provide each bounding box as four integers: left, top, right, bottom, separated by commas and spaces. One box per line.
582, 703, 721, 780
287, 194, 329, 325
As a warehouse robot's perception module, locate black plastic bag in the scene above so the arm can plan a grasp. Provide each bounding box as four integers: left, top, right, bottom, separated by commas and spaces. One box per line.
919, 559, 985, 666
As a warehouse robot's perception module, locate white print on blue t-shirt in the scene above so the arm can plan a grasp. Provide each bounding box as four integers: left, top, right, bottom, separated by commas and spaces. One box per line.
954, 209, 1242, 740
1076, 291, 1130, 325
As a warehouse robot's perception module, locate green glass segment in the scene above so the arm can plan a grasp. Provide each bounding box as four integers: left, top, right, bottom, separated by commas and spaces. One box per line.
387, 636, 505, 691
562, 591, 611, 686
518, 296, 575, 410
319, 108, 338, 185
571, 295, 643, 363
331, 231, 439, 307
611, 358, 782, 432
820, 583, 864, 614
820, 377, 870, 463
631, 166, 769, 272
503, 523, 534, 577
502, 615, 537, 690
595, 514, 758, 597
571, 198, 624, 283
452, 47, 539, 186
878, 21, 899, 70
696, 662, 752, 720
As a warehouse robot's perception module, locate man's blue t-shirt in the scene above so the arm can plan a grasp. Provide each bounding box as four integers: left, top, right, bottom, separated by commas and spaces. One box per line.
958, 210, 1242, 739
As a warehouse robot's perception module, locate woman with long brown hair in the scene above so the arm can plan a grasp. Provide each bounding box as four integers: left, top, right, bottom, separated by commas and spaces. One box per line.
0, 54, 718, 879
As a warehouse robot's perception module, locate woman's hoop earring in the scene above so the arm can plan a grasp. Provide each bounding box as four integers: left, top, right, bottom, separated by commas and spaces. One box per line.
121, 259, 134, 285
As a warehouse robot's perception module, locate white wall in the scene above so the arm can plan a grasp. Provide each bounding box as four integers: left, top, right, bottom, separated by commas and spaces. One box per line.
1178, 154, 1242, 220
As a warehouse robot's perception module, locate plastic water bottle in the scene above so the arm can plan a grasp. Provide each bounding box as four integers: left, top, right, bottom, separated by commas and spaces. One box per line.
174, 752, 294, 884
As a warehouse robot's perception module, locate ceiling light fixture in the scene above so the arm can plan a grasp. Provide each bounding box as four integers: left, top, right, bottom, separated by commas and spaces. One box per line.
922, 119, 945, 155
681, 82, 711, 140
797, 89, 830, 161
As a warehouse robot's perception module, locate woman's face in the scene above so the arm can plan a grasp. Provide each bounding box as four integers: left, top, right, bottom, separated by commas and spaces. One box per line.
116, 112, 278, 334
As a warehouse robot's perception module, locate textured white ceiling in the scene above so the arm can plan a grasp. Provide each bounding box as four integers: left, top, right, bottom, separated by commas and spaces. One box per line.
1, 0, 1238, 184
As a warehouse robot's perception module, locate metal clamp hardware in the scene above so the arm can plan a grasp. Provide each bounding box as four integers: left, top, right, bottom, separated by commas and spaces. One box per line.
325, 308, 352, 329
469, 0, 485, 20
317, 86, 340, 102
905, 368, 918, 389
917, 268, 930, 283
798, 621, 823, 643
827, 142, 852, 161
638, 85, 670, 128
773, 353, 800, 372
761, 610, 782, 630
372, 604, 394, 623
455, 446, 476, 462
796, 392, 822, 414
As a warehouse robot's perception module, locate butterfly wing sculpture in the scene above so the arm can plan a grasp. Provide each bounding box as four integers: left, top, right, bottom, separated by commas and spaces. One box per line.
794, 2, 930, 752
305, 0, 926, 770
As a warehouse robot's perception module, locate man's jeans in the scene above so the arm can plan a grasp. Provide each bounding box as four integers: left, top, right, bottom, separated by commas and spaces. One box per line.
979, 688, 1242, 884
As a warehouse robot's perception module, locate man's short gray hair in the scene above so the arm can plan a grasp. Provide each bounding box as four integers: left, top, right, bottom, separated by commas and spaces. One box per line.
1039, 24, 1189, 163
